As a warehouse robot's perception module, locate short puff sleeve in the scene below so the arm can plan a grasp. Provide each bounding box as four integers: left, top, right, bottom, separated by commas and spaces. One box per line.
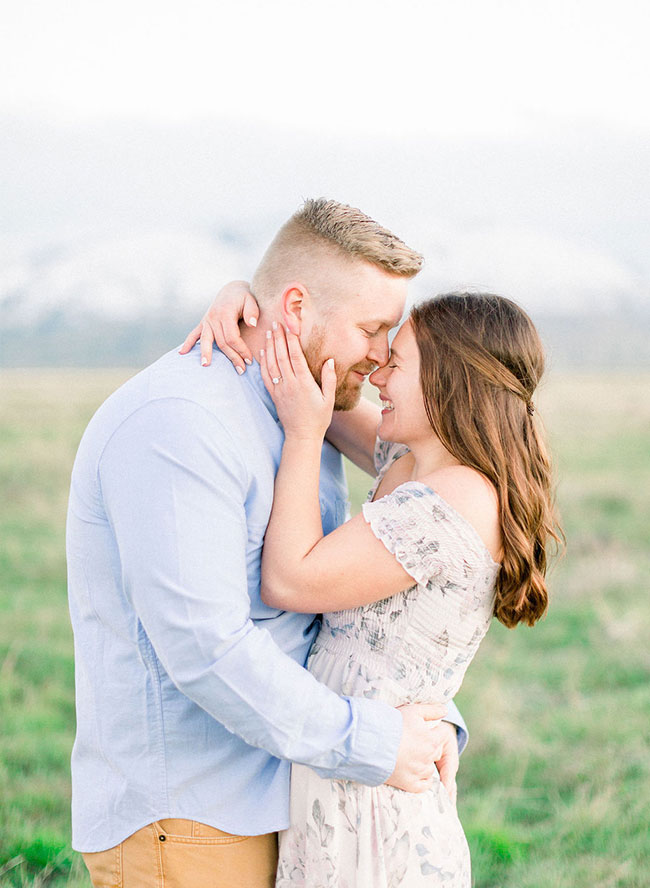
361, 482, 450, 589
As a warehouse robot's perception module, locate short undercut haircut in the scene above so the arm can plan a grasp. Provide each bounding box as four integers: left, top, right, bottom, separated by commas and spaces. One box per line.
292, 198, 424, 275
252, 198, 424, 300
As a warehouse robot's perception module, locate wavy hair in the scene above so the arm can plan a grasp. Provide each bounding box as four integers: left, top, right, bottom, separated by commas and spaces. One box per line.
410, 293, 564, 627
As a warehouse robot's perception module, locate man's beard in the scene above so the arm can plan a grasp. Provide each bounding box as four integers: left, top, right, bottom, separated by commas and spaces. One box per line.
304, 326, 375, 411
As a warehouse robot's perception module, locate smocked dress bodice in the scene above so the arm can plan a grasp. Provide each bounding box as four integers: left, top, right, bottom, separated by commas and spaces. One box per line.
311, 440, 498, 708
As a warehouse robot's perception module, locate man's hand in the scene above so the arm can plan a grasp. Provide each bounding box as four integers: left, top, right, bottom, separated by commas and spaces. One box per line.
385, 703, 448, 793
431, 720, 459, 806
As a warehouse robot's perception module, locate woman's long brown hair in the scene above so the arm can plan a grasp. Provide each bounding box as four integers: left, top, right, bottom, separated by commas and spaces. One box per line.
410, 293, 564, 627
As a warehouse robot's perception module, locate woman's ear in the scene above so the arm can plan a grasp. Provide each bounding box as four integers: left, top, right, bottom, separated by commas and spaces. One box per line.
280, 283, 307, 336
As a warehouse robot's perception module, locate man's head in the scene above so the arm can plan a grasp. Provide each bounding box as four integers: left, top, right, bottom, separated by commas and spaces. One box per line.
252, 198, 423, 409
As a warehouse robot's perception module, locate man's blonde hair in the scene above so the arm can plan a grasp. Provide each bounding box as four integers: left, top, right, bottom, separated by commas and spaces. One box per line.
252, 198, 423, 301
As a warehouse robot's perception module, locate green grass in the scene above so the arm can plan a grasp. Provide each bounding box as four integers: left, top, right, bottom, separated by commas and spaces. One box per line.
1, 369, 649, 887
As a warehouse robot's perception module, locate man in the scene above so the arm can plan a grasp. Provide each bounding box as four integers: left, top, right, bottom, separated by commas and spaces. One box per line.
67, 199, 466, 888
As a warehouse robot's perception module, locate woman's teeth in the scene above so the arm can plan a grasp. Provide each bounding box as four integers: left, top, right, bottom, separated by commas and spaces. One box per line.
383, 401, 394, 411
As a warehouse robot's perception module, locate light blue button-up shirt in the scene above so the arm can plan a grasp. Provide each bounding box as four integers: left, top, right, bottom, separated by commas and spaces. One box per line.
67, 346, 466, 853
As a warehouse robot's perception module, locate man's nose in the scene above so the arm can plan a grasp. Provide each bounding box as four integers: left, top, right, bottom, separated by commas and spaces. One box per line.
367, 338, 389, 367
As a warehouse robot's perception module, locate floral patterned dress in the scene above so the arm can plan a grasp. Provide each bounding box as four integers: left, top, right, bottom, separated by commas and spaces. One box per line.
276, 440, 500, 888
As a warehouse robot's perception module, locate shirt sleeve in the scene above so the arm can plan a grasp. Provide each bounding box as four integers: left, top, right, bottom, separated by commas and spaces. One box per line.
444, 699, 468, 755
98, 398, 402, 785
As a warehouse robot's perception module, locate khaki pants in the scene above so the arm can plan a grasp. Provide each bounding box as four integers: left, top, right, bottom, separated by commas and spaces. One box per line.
82, 818, 278, 888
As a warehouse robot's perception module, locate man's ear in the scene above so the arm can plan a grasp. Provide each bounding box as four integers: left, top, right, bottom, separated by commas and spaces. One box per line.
280, 283, 308, 336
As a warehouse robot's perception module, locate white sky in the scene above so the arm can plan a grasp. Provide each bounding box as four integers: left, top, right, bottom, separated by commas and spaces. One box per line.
2, 0, 649, 136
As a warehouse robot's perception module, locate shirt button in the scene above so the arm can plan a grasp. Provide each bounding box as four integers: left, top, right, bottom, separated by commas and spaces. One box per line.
159, 835, 166, 842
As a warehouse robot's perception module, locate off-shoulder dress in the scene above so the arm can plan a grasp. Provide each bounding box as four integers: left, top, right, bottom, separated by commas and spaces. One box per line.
275, 440, 499, 888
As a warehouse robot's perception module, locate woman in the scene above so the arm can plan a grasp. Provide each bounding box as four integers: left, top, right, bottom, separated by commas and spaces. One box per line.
183, 289, 562, 887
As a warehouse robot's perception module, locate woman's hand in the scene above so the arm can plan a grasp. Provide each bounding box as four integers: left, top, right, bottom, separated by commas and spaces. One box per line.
260, 324, 336, 441
179, 280, 260, 373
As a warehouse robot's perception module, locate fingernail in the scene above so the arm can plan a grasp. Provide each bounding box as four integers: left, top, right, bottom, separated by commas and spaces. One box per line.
244, 358, 252, 365
201, 357, 208, 366
272, 321, 278, 330
260, 348, 265, 357
327, 358, 334, 369
266, 330, 272, 340
236, 366, 244, 375
248, 317, 257, 327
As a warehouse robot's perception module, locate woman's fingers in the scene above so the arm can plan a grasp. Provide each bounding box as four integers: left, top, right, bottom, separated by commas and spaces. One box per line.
320, 358, 337, 405
259, 346, 272, 392
283, 327, 335, 404
194, 316, 253, 374
199, 323, 215, 366
181, 280, 259, 370
286, 329, 311, 379
219, 316, 254, 369
272, 324, 295, 380
259, 343, 280, 395
243, 291, 260, 329
264, 331, 283, 386
179, 323, 202, 355
214, 321, 247, 375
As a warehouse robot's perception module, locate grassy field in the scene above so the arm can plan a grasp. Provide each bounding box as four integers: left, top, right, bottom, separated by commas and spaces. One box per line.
1, 369, 649, 887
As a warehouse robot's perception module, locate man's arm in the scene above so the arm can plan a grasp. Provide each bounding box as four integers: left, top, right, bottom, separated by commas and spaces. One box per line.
99, 398, 407, 785
325, 398, 381, 476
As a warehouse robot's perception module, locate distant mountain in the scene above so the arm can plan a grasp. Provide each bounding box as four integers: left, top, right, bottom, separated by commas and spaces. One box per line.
1, 114, 649, 367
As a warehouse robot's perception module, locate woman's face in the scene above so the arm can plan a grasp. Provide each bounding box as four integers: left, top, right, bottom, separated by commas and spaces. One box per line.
369, 319, 432, 445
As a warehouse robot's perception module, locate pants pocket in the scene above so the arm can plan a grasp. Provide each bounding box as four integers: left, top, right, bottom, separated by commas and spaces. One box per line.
153, 822, 278, 888
155, 819, 250, 844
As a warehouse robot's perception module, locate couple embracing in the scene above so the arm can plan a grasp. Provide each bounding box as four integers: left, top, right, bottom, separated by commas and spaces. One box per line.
67, 199, 560, 887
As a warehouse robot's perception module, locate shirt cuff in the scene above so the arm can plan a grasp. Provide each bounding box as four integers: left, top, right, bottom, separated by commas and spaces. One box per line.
312, 697, 403, 786
443, 698, 468, 755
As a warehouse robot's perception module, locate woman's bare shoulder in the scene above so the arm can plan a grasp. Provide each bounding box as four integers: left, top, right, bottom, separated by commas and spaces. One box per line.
419, 465, 501, 559
421, 464, 497, 501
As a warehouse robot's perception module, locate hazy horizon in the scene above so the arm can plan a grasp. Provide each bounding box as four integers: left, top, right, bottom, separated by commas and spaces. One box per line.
2, 2, 648, 366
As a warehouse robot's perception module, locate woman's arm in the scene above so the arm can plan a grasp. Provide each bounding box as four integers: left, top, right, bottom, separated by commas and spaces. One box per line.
259, 325, 417, 613
179, 280, 259, 372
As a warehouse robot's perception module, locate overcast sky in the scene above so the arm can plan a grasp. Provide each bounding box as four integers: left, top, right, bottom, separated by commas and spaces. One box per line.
2, 0, 649, 136
2, 0, 648, 335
